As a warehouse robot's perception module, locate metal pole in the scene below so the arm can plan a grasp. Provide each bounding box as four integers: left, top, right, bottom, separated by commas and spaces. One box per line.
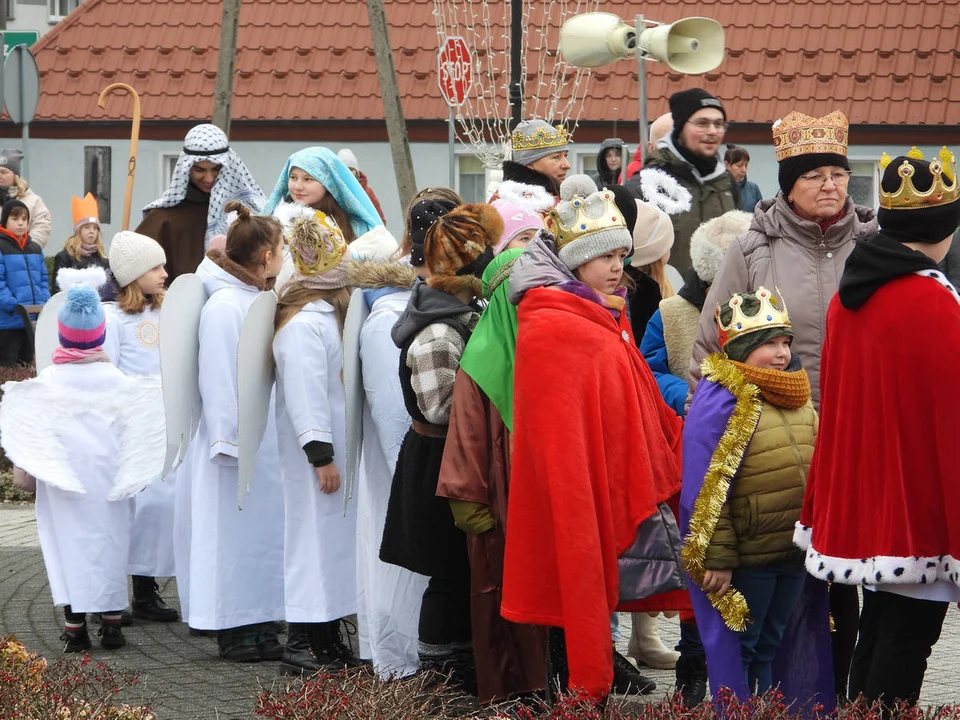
635, 15, 648, 159
509, 0, 523, 127
18, 48, 26, 179
448, 106, 455, 187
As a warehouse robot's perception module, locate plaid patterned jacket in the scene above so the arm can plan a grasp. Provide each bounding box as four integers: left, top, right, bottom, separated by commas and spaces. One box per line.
406, 313, 479, 425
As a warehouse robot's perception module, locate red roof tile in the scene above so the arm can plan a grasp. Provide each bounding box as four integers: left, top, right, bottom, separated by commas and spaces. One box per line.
29, 0, 960, 127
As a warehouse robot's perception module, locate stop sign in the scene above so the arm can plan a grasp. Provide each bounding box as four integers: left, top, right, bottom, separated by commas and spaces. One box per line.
437, 36, 473, 107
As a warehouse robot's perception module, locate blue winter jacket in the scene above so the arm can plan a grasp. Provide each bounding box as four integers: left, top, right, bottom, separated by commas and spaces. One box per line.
739, 178, 763, 214
640, 309, 689, 417
0, 229, 49, 330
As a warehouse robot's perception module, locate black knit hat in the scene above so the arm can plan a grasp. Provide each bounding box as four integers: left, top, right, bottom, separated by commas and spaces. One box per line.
409, 198, 456, 266
1, 199, 28, 227
778, 153, 851, 196
669, 88, 725, 137
606, 184, 638, 234
878, 156, 960, 244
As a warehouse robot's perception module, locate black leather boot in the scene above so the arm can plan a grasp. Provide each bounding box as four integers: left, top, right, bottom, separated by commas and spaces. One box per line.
280, 623, 325, 675
313, 619, 363, 669
131, 575, 179, 622
611, 649, 657, 695
675, 652, 708, 707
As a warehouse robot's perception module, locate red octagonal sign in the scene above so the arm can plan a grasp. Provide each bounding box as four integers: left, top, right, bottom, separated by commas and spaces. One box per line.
438, 36, 473, 107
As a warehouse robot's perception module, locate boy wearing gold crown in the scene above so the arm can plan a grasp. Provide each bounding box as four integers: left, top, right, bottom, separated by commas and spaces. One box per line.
680, 287, 834, 705
795, 149, 960, 710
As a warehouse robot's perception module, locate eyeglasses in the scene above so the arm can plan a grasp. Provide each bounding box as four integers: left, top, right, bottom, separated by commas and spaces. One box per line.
798, 170, 853, 187
689, 119, 728, 131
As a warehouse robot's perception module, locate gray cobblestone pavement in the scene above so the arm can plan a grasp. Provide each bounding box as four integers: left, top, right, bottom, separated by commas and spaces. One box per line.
0, 504, 958, 718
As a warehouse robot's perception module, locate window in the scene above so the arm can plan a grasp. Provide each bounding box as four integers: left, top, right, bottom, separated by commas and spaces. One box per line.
576, 152, 600, 186
457, 154, 486, 203
847, 159, 878, 210
6, 0, 14, 22
160, 153, 179, 189
83, 146, 111, 224
48, 0, 79, 22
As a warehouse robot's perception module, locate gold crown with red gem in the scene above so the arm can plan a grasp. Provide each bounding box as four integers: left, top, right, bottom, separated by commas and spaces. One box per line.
716, 286, 791, 348
771, 109, 848, 163
878, 146, 959, 211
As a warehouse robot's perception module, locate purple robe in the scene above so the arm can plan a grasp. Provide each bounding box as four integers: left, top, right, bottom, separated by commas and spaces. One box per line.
680, 379, 836, 714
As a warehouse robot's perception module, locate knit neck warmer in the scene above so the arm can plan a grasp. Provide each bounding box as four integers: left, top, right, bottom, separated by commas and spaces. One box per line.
79, 242, 99, 257
52, 347, 111, 365
672, 134, 719, 177
728, 360, 811, 409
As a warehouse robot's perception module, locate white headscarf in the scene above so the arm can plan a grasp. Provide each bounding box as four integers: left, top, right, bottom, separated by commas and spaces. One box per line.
141, 124, 265, 245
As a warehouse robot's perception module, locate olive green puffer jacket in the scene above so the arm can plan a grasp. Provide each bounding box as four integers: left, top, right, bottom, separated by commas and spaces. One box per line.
704, 398, 817, 569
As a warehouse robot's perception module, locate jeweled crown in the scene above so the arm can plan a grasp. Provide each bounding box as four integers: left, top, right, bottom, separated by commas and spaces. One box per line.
716, 286, 791, 349
771, 109, 848, 163
511, 124, 569, 153
878, 146, 959, 211
288, 210, 347, 276
545, 186, 626, 250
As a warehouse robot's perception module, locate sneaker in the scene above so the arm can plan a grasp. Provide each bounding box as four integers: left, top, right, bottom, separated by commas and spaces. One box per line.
61, 626, 92, 653
98, 624, 126, 650
611, 649, 656, 695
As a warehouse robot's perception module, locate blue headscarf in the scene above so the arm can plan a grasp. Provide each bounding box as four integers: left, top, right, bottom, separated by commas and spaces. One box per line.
262, 147, 382, 238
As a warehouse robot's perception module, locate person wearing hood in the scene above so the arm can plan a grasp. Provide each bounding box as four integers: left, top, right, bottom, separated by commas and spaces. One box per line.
379, 203, 498, 694
137, 125, 265, 283
796, 149, 960, 711
641, 90, 739, 272
434, 202, 547, 705
337, 148, 387, 223
181, 202, 286, 663
502, 176, 685, 703
497, 120, 571, 200
642, 211, 752, 417
596, 138, 628, 188
0, 199, 49, 366
689, 108, 877, 701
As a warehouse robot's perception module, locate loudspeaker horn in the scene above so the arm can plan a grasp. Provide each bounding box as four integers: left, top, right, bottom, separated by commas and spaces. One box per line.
637, 18, 725, 73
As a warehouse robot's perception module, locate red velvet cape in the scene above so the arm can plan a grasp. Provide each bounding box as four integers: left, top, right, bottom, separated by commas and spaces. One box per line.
501, 287, 683, 699
798, 273, 960, 587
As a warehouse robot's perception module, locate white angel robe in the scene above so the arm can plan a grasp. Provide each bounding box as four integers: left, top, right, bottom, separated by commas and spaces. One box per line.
104, 303, 176, 578
181, 257, 285, 630
1, 363, 164, 613
354, 289, 429, 678
273, 299, 357, 623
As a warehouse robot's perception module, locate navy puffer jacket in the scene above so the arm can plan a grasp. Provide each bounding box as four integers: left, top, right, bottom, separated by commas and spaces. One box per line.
0, 228, 49, 330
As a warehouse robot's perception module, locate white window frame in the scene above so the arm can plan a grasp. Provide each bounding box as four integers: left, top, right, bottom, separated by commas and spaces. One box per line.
455, 152, 488, 204
846, 156, 879, 211
6, 0, 14, 22
47, 0, 79, 23
159, 152, 179, 193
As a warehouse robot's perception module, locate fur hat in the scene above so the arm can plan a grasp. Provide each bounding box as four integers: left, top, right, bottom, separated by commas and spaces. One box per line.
690, 210, 752, 284
409, 198, 457, 266
631, 201, 674, 267
56, 267, 108, 350
109, 231, 167, 288
424, 203, 502, 296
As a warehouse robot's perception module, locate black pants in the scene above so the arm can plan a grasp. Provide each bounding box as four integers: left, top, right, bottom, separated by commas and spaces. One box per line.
545, 627, 569, 703
829, 582, 860, 697
848, 590, 947, 709
0, 329, 32, 367
418, 572, 471, 647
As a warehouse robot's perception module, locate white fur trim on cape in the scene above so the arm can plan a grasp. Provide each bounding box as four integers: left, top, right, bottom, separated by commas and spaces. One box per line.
495, 180, 556, 213
638, 168, 693, 216
793, 522, 812, 549
916, 269, 960, 306
56, 265, 107, 291
0, 374, 166, 500
798, 531, 960, 588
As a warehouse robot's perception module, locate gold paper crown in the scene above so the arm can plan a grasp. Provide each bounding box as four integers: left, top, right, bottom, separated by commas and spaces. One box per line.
878, 146, 959, 210
545, 186, 627, 250
288, 210, 347, 276
511, 124, 569, 153
771, 109, 848, 163
716, 286, 791, 349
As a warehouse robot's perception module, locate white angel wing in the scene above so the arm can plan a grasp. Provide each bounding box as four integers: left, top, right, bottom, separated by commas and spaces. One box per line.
159, 274, 205, 476
0, 377, 85, 493
34, 292, 66, 372
108, 376, 166, 500
342, 288, 370, 514
236, 290, 278, 506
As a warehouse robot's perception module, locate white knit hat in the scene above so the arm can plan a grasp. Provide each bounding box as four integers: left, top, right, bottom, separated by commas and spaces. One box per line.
337, 148, 359, 171
109, 231, 167, 288
689, 210, 752, 284
631, 200, 674, 266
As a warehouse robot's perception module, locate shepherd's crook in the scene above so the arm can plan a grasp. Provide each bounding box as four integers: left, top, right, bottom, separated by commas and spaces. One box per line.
98, 83, 141, 231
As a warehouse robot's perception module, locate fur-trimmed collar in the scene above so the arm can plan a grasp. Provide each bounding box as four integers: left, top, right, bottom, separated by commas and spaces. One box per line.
501, 161, 560, 199
426, 273, 483, 299
205, 248, 275, 291
347, 259, 416, 290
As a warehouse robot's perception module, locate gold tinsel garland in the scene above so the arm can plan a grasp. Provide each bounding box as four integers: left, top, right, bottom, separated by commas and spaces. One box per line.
680, 353, 763, 632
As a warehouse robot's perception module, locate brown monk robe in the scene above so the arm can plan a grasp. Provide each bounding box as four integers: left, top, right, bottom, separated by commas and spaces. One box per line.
436, 369, 546, 704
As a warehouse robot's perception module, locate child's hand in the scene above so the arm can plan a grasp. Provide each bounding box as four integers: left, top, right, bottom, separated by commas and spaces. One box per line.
703, 569, 733, 597
314, 464, 341, 494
